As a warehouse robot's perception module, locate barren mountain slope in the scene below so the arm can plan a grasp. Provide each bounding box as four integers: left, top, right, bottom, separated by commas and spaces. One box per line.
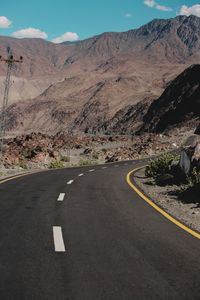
139, 64, 200, 134
2, 15, 200, 134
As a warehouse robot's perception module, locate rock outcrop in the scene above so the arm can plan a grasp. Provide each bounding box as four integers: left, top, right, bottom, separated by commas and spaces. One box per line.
139, 64, 200, 133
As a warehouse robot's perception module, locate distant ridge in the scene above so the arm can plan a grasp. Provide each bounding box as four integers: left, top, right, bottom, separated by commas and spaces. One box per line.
1, 15, 200, 135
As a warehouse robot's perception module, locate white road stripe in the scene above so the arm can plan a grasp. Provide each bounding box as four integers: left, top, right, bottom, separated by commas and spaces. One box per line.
53, 226, 66, 252
67, 180, 74, 185
89, 169, 95, 172
78, 173, 84, 177
57, 193, 65, 201
102, 166, 107, 169
115, 165, 119, 167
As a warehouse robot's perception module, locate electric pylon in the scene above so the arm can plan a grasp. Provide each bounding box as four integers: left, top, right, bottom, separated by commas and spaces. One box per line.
0, 51, 23, 155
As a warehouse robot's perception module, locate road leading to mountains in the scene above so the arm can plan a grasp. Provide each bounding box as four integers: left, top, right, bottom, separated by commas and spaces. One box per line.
0, 160, 200, 300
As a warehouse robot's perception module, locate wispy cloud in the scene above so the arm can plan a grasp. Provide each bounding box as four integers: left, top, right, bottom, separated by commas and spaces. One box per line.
52, 32, 79, 43
178, 4, 200, 17
144, 0, 172, 12
125, 13, 133, 18
0, 16, 12, 28
144, 0, 155, 8
12, 28, 48, 39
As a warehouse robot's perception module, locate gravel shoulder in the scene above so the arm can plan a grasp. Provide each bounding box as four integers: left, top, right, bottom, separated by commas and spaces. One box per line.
0, 168, 29, 180
134, 168, 200, 233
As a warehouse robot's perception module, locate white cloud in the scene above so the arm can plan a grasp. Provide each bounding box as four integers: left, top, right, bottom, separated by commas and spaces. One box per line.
179, 4, 200, 17
144, 0, 155, 8
0, 16, 12, 28
155, 4, 172, 12
125, 13, 133, 18
144, 0, 172, 12
52, 32, 79, 43
12, 28, 48, 39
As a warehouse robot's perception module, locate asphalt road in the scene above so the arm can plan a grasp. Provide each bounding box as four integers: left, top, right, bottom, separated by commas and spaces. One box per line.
0, 160, 200, 300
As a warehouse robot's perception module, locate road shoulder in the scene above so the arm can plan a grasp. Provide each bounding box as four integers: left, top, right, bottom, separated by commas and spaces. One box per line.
127, 167, 200, 240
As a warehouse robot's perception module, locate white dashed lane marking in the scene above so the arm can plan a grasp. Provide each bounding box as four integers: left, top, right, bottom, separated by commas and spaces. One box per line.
102, 166, 107, 169
67, 180, 74, 185
53, 226, 66, 252
57, 193, 65, 201
78, 173, 84, 177
89, 169, 95, 172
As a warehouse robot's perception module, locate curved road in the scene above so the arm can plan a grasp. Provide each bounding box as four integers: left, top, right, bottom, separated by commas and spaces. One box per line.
0, 161, 200, 300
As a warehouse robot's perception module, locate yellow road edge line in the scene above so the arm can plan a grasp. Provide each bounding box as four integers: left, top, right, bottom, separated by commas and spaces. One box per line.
0, 171, 40, 185
0, 173, 31, 184
126, 167, 200, 240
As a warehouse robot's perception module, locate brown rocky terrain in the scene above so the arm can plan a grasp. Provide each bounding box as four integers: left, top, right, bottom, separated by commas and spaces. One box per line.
0, 130, 183, 170
139, 64, 200, 134
1, 15, 200, 135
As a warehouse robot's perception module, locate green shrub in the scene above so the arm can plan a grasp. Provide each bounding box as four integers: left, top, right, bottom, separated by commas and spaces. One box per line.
61, 156, 70, 162
18, 161, 28, 170
49, 159, 64, 169
186, 167, 200, 188
79, 159, 94, 166
145, 153, 176, 182
92, 153, 99, 160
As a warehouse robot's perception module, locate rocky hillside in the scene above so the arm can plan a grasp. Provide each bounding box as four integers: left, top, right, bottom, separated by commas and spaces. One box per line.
2, 15, 200, 134
139, 64, 200, 133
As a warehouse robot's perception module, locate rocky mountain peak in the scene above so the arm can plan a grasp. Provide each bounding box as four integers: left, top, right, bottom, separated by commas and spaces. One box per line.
1, 15, 200, 135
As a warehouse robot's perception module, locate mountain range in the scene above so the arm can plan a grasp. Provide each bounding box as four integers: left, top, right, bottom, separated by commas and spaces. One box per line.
1, 14, 200, 135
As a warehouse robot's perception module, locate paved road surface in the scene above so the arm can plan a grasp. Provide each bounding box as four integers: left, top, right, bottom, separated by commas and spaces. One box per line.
0, 160, 200, 300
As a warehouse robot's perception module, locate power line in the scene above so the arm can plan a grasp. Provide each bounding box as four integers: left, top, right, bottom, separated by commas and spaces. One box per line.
0, 53, 23, 155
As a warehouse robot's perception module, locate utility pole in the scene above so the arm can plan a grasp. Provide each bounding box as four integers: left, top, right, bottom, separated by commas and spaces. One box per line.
0, 52, 23, 155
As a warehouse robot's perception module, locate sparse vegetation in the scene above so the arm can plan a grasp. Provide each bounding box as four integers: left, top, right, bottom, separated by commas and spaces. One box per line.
49, 159, 64, 169
145, 153, 176, 183
186, 167, 200, 188
145, 152, 200, 190
92, 153, 99, 160
61, 155, 70, 163
79, 159, 95, 166
18, 161, 28, 170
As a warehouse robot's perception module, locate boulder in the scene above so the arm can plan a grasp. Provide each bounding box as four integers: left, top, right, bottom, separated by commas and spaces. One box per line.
192, 143, 200, 162
184, 134, 200, 148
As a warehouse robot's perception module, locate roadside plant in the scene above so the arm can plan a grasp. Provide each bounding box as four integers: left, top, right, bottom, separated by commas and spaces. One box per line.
92, 153, 99, 160
49, 159, 64, 169
18, 161, 28, 170
186, 167, 200, 188
79, 159, 95, 166
145, 153, 176, 182
60, 156, 70, 163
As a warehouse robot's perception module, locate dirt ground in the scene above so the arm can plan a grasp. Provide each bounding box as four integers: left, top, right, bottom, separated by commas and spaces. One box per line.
134, 168, 200, 233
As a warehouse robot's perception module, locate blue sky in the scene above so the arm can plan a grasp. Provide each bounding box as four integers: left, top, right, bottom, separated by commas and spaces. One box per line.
0, 0, 199, 42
